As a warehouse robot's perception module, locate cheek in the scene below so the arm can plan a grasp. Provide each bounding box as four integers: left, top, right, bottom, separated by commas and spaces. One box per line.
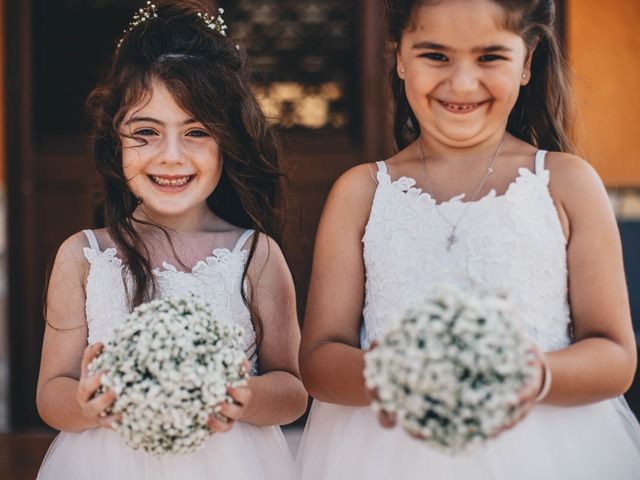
488, 70, 523, 99
211, 160, 223, 188
404, 69, 436, 101
197, 154, 223, 189
120, 152, 146, 195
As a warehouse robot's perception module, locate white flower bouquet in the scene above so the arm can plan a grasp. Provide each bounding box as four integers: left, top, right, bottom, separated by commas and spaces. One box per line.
363, 285, 538, 453
89, 296, 248, 456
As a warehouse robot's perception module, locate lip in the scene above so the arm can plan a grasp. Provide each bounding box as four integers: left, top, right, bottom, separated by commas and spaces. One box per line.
147, 174, 195, 192
435, 99, 489, 114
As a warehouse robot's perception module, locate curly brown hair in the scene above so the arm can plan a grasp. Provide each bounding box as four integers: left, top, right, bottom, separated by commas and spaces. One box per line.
86, 1, 284, 351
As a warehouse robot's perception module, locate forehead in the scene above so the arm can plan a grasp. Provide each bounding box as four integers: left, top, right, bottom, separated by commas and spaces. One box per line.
406, 0, 521, 48
124, 79, 191, 120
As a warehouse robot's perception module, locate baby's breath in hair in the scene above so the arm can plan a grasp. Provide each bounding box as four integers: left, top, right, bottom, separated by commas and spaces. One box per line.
117, 1, 158, 48
197, 8, 229, 37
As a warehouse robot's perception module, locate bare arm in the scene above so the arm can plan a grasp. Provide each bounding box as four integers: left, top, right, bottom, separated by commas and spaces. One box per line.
299, 165, 378, 406
542, 153, 636, 405
36, 233, 116, 432
214, 234, 308, 428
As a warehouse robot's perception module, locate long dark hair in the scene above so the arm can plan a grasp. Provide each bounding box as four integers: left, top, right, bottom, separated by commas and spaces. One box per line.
86, 1, 284, 349
384, 0, 575, 153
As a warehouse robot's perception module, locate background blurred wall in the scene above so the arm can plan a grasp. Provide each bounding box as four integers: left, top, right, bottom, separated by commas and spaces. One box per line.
568, 0, 640, 188
0, 0, 9, 432
0, 0, 4, 184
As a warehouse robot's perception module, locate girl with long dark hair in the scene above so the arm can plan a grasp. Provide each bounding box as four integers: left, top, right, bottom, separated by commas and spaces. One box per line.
36, 2, 306, 478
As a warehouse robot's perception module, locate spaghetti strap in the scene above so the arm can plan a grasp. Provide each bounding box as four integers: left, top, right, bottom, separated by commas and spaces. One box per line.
534, 150, 548, 175
232, 229, 255, 254
83, 229, 100, 252
376, 160, 388, 176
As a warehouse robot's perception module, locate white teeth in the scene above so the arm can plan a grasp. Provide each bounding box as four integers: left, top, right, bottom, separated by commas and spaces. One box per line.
443, 102, 479, 111
151, 175, 191, 186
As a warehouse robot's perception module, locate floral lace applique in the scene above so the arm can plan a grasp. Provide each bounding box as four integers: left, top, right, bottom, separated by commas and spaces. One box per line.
82, 246, 257, 372
363, 163, 570, 352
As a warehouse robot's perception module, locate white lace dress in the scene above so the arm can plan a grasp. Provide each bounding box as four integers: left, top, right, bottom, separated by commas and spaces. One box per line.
38, 229, 296, 480
297, 151, 640, 479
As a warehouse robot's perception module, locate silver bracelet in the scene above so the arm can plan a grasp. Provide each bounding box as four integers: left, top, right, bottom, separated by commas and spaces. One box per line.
534, 358, 552, 403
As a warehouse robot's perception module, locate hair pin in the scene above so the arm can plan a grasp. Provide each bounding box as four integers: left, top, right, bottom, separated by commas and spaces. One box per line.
117, 1, 158, 48
197, 8, 229, 37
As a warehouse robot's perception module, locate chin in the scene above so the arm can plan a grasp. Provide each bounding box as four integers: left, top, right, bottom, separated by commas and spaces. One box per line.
433, 127, 488, 147
140, 203, 191, 219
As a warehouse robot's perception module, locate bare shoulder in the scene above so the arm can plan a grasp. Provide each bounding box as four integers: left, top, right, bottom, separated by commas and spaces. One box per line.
54, 231, 94, 274
46, 231, 92, 329
248, 233, 284, 269
323, 163, 380, 228
545, 152, 609, 212
331, 162, 379, 199
246, 233, 294, 297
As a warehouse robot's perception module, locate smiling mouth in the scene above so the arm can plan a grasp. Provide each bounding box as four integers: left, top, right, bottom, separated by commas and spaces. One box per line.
437, 100, 488, 113
148, 175, 194, 187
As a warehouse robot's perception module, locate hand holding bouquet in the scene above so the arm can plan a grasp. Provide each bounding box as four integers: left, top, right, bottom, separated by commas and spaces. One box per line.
364, 285, 540, 453
89, 296, 248, 456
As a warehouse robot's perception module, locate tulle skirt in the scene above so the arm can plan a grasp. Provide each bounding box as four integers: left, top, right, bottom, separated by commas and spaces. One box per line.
297, 397, 640, 480
38, 422, 295, 479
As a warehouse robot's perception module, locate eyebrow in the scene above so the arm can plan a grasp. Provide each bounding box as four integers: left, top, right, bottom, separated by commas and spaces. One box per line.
412, 42, 513, 54
124, 116, 200, 126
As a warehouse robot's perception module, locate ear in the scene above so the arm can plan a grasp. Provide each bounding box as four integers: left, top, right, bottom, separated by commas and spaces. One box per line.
396, 46, 406, 80
521, 42, 538, 86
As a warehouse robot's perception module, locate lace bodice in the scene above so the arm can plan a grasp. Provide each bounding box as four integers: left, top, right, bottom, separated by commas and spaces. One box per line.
82, 229, 257, 365
361, 150, 571, 352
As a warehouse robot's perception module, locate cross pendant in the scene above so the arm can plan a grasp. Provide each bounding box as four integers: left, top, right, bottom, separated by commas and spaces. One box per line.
446, 231, 457, 251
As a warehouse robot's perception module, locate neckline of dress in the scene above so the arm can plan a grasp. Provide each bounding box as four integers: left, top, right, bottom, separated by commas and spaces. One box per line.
84, 245, 248, 276
377, 165, 545, 208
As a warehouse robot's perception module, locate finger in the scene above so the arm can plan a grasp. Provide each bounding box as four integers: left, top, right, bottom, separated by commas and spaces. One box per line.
208, 415, 234, 433
84, 390, 117, 417
227, 386, 252, 407
517, 381, 539, 404
494, 403, 534, 437
80, 343, 104, 378
366, 387, 380, 404
378, 410, 397, 429
77, 371, 105, 404
218, 401, 245, 421
519, 368, 544, 403
241, 360, 251, 375
98, 414, 122, 430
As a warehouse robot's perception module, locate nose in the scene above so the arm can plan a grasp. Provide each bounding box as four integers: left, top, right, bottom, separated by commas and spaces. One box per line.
159, 134, 184, 166
448, 62, 479, 93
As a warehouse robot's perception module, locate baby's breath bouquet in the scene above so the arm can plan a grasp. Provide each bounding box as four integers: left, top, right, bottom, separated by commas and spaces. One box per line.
364, 285, 538, 453
89, 296, 248, 456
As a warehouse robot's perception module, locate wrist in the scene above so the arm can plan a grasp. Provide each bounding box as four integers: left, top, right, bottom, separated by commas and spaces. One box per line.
534, 356, 552, 403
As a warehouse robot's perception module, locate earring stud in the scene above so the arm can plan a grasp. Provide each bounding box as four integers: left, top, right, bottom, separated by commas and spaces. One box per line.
522, 72, 527, 79
401, 67, 405, 74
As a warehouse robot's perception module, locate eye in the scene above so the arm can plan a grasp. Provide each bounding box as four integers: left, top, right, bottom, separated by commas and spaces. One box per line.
419, 52, 449, 62
478, 54, 507, 62
133, 128, 158, 137
186, 129, 211, 138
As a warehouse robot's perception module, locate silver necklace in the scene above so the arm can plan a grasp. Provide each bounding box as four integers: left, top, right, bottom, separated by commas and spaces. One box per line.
418, 136, 506, 251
